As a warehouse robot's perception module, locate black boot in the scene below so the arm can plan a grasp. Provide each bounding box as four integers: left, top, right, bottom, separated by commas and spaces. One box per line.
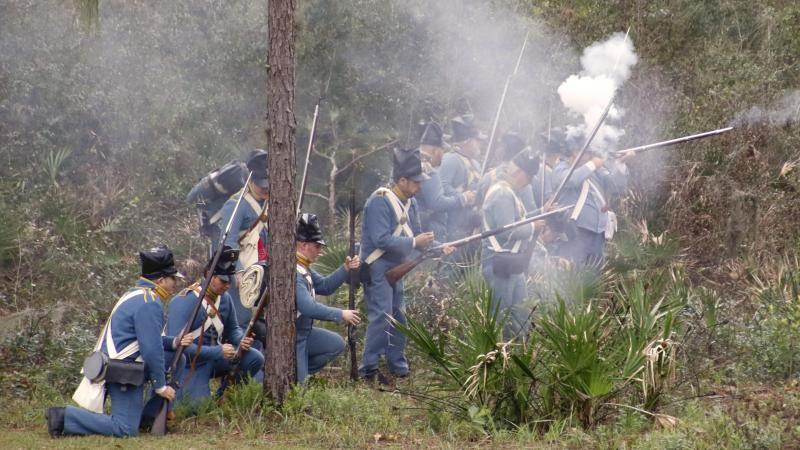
45, 407, 65, 438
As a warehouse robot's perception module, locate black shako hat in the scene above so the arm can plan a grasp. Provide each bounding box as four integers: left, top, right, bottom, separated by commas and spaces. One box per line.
511, 148, 541, 179
419, 121, 445, 148
392, 147, 430, 183
297, 213, 326, 246
140, 245, 184, 280
539, 127, 569, 155
450, 115, 487, 143
501, 131, 527, 161
246, 149, 269, 189
206, 246, 239, 282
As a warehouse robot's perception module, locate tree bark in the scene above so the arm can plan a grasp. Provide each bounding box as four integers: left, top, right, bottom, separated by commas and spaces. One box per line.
264, 0, 297, 405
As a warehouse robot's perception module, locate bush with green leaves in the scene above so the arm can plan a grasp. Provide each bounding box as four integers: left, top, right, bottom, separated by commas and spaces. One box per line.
397, 264, 686, 432
737, 258, 800, 381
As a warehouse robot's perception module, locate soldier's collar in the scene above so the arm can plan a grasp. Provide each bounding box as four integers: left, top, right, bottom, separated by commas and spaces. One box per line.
137, 277, 169, 300
296, 252, 311, 269
391, 185, 408, 202
205, 281, 220, 303
150, 281, 171, 301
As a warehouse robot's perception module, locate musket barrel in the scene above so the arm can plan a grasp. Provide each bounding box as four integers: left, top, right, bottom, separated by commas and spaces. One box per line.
297, 101, 321, 215
480, 32, 530, 176
612, 126, 733, 155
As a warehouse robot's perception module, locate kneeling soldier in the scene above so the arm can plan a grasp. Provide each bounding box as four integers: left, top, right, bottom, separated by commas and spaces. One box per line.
295, 213, 361, 382
47, 245, 188, 438
166, 246, 264, 404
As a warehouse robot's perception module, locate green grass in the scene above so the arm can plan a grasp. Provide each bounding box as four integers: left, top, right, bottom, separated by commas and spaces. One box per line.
3, 381, 799, 449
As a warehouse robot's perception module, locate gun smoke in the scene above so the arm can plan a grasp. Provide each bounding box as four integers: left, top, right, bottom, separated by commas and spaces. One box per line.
557, 32, 638, 154
731, 90, 800, 127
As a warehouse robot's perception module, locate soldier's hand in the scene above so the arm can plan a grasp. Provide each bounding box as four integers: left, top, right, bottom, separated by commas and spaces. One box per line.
414, 232, 435, 248
157, 386, 176, 401
235, 271, 243, 287
240, 336, 254, 351
591, 156, 606, 169
463, 190, 477, 206
441, 245, 456, 256
344, 255, 361, 271
342, 310, 361, 326
222, 343, 236, 359
618, 150, 636, 162
173, 333, 194, 349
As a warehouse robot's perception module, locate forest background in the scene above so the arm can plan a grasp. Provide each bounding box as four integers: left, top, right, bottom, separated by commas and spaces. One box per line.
1, 0, 799, 448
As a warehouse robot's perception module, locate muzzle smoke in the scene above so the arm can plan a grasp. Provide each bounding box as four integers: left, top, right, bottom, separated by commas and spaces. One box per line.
731, 90, 800, 127
557, 32, 638, 154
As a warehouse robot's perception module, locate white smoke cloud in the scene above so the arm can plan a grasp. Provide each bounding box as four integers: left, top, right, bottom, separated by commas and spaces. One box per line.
557, 32, 638, 154
731, 90, 800, 127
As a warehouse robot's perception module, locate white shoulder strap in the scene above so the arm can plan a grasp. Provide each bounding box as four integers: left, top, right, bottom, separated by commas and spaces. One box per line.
483, 181, 525, 254
364, 188, 414, 265
104, 288, 148, 361
570, 178, 608, 221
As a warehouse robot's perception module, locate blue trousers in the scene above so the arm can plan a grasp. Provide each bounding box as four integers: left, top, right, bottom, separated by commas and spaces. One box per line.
178, 347, 264, 404
297, 327, 346, 382
359, 259, 409, 376
482, 260, 531, 338
64, 383, 146, 437
559, 227, 605, 268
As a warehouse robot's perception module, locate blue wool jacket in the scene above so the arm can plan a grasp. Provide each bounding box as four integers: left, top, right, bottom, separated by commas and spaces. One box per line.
103, 278, 176, 390
217, 190, 268, 269
440, 150, 481, 239
295, 265, 347, 339
165, 285, 245, 363
480, 176, 534, 265
478, 169, 537, 211
360, 188, 423, 266
416, 161, 466, 239
552, 159, 628, 234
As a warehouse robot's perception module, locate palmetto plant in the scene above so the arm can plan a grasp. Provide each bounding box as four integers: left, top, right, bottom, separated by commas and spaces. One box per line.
398, 258, 687, 431
42, 148, 72, 187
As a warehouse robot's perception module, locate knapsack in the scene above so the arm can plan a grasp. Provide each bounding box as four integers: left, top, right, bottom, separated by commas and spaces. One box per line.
186, 160, 248, 237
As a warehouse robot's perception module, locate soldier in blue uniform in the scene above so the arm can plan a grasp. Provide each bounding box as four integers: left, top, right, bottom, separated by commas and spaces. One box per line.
481, 149, 542, 337
295, 213, 361, 382
166, 246, 264, 405
415, 121, 476, 241
440, 115, 484, 241
46, 246, 188, 438
217, 149, 269, 332
531, 128, 567, 209
359, 147, 454, 381
551, 139, 632, 267
478, 130, 536, 211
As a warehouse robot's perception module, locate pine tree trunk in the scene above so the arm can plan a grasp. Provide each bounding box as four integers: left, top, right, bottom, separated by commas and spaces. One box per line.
264, 0, 297, 405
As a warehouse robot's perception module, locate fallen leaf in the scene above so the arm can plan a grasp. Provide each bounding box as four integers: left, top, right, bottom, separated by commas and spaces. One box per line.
654, 413, 679, 429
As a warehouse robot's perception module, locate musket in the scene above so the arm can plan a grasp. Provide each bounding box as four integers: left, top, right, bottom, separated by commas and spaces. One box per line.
347, 181, 359, 381
547, 96, 615, 206
151, 171, 253, 436
542, 100, 552, 208
480, 32, 530, 176
297, 99, 321, 215
219, 267, 270, 397
385, 204, 573, 285
611, 127, 733, 157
